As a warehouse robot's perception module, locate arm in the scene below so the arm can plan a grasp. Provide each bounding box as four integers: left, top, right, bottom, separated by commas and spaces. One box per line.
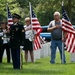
47, 21, 56, 32
25, 27, 31, 31
47, 26, 56, 32
20, 26, 25, 46
47, 21, 61, 32
24, 25, 31, 31
21, 26, 25, 40
47, 25, 61, 32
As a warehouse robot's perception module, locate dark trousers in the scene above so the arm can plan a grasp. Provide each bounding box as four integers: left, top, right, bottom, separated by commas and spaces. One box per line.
0, 45, 2, 63
11, 47, 20, 69
1, 43, 10, 63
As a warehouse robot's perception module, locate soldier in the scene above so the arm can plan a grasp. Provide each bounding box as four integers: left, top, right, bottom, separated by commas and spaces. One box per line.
10, 13, 25, 69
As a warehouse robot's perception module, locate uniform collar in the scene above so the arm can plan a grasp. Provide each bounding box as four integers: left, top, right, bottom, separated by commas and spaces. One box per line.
14, 22, 18, 25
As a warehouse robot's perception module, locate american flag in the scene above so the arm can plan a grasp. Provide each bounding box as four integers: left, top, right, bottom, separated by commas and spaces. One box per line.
30, 6, 42, 50
7, 5, 13, 29
62, 5, 75, 53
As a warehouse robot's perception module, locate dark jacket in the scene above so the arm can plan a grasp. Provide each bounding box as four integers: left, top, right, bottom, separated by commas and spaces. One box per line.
10, 23, 25, 49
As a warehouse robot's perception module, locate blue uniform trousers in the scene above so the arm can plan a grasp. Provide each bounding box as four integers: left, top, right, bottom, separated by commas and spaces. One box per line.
11, 47, 20, 69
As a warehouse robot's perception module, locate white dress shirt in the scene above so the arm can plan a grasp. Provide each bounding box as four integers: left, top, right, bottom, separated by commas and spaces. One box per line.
24, 25, 36, 41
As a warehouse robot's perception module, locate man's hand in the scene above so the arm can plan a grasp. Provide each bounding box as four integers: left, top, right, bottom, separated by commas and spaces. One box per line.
55, 25, 61, 29
48, 25, 61, 32
25, 26, 32, 31
3, 31, 8, 34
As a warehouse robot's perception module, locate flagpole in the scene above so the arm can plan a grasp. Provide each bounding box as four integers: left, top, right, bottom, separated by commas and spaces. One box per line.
62, 31, 65, 64
29, 2, 32, 26
62, 1, 65, 64
6, 3, 8, 25
6, 3, 10, 29
29, 2, 35, 63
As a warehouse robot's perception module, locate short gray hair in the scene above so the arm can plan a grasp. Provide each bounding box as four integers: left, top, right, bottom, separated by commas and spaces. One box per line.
54, 11, 60, 16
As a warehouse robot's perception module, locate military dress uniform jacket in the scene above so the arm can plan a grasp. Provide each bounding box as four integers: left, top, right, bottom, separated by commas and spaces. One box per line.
10, 23, 25, 49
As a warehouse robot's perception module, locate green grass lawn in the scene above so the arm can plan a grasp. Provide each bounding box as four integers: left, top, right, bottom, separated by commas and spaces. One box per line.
0, 51, 75, 75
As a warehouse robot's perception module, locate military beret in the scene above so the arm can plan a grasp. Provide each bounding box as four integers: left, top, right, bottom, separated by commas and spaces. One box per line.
12, 13, 21, 19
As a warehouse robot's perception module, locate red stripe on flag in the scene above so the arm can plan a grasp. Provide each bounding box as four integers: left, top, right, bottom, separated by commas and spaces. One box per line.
8, 20, 13, 22
62, 20, 71, 26
62, 19, 75, 53
32, 19, 39, 22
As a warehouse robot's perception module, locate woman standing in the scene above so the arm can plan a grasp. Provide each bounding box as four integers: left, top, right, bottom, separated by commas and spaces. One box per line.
1, 22, 10, 63
24, 17, 34, 63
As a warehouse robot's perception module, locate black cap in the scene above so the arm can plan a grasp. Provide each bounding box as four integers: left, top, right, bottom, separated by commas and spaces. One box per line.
12, 13, 21, 19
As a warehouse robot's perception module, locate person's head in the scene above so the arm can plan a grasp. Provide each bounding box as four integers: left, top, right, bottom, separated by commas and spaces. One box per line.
25, 17, 31, 26
54, 11, 60, 21
12, 13, 21, 23
1, 22, 7, 29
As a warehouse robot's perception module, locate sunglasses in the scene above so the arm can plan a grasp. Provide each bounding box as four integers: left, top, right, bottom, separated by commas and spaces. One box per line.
25, 20, 30, 22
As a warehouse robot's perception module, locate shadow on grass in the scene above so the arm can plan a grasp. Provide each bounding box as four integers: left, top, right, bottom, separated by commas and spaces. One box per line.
0, 62, 12, 67
51, 62, 75, 65
65, 62, 75, 65
0, 68, 64, 75
0, 63, 64, 75
23, 61, 42, 65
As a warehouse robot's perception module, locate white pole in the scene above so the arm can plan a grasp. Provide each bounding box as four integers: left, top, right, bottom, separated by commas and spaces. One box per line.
29, 2, 32, 25
29, 2, 35, 62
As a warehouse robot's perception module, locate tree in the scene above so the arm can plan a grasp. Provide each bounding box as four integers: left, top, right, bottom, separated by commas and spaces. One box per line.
0, 0, 75, 25
63, 0, 75, 24
0, 0, 20, 22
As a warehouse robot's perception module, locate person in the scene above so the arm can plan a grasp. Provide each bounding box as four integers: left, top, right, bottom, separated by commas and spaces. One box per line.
10, 13, 25, 69
0, 23, 3, 63
23, 17, 34, 63
47, 11, 66, 64
0, 22, 10, 63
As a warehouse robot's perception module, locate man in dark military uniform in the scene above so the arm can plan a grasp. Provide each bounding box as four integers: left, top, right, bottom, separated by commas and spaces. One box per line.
10, 13, 25, 69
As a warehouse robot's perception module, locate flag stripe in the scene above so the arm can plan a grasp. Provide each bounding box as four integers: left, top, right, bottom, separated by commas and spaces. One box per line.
62, 5, 75, 53
62, 25, 75, 34
7, 5, 13, 29
31, 6, 42, 50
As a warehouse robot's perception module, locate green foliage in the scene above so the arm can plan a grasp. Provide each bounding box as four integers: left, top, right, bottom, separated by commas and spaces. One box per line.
0, 0, 75, 25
